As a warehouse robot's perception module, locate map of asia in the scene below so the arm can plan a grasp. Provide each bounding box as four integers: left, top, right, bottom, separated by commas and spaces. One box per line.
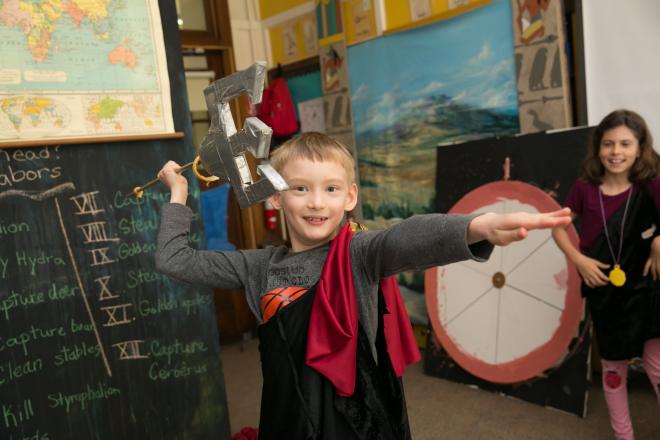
0, 0, 174, 145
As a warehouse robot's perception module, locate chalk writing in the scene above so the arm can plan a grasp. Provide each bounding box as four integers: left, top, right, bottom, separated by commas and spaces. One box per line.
1, 398, 34, 429
148, 360, 209, 381
0, 283, 78, 321
15, 251, 66, 276
0, 222, 29, 235
113, 340, 148, 360
53, 341, 100, 366
77, 221, 119, 244
117, 215, 159, 235
100, 303, 134, 327
0, 324, 66, 356
117, 241, 157, 259
150, 339, 208, 364
126, 269, 166, 289
0, 183, 74, 202
47, 382, 121, 413
70, 191, 104, 216
95, 276, 119, 301
7, 429, 49, 440
0, 358, 44, 386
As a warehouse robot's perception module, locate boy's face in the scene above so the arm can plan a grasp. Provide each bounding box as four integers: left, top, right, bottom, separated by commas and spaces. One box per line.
270, 157, 357, 252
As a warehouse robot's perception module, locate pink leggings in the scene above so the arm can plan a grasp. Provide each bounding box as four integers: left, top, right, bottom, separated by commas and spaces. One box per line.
601, 338, 660, 440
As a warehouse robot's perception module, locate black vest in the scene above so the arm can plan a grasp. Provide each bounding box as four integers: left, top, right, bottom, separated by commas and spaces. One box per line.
257, 285, 412, 440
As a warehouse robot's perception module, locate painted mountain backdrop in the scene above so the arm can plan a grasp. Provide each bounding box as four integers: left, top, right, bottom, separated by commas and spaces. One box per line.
348, 0, 519, 224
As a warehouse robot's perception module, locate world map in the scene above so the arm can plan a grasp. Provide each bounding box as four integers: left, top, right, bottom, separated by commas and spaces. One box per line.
0, 0, 173, 142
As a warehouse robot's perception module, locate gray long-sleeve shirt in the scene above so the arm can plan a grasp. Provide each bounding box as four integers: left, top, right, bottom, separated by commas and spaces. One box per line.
155, 203, 493, 358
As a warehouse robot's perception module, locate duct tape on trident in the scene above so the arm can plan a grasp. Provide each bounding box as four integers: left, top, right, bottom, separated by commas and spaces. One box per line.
198, 62, 288, 208
128, 62, 288, 207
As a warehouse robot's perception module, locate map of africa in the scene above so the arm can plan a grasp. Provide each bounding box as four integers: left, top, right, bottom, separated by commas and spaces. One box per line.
0, 0, 173, 143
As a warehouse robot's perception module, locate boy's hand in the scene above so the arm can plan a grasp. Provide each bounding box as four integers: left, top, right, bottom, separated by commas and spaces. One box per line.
468, 208, 572, 246
643, 236, 660, 280
158, 160, 188, 205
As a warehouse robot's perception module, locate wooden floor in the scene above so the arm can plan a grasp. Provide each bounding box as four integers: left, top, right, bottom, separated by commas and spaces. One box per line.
220, 338, 660, 439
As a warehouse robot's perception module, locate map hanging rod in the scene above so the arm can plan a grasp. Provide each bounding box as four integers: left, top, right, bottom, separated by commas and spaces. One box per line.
1, 132, 184, 150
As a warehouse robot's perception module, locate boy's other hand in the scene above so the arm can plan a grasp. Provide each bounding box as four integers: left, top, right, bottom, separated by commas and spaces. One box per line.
158, 160, 188, 205
468, 207, 572, 246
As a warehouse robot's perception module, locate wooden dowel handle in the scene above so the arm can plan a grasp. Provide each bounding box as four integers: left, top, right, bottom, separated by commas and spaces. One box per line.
127, 161, 194, 198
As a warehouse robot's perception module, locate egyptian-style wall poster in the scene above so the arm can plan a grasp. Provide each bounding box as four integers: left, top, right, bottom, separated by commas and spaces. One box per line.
320, 43, 349, 94
317, 37, 361, 218
348, 0, 519, 227
511, 0, 572, 133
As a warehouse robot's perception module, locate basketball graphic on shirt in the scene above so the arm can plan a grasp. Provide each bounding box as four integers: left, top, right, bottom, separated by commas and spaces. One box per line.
425, 180, 583, 383
261, 286, 308, 323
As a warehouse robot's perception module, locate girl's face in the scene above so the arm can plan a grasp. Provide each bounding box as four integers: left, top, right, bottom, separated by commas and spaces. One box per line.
598, 125, 640, 180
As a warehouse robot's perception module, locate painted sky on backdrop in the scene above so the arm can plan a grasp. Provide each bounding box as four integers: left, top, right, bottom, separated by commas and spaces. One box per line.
348, 0, 517, 135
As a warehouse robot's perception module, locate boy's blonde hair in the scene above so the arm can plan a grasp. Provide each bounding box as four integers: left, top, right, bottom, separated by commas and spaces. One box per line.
269, 132, 356, 184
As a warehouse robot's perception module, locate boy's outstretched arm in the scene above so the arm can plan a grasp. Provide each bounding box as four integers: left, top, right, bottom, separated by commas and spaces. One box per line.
467, 208, 572, 246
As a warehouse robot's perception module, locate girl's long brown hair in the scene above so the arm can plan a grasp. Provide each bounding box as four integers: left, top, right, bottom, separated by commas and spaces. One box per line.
580, 109, 660, 183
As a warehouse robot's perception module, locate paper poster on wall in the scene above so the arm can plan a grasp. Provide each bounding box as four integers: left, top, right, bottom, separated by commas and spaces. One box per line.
320, 43, 349, 94
348, 0, 519, 224
0, 0, 174, 145
449, 0, 470, 8
269, 12, 319, 66
511, 0, 571, 133
298, 98, 326, 133
282, 22, 299, 61
324, 92, 352, 133
409, 0, 432, 21
302, 15, 318, 54
346, 0, 376, 44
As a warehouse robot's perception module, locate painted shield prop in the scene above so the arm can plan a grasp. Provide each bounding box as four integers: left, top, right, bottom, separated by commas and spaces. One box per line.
425, 180, 583, 383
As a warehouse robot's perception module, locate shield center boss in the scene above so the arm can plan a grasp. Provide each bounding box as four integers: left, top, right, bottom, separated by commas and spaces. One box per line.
199, 61, 288, 208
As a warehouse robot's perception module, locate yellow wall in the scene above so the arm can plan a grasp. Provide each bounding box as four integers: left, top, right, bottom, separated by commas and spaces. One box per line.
259, 0, 309, 20
383, 0, 491, 33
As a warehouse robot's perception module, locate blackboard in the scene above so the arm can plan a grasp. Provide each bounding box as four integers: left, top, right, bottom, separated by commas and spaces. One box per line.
0, 1, 230, 439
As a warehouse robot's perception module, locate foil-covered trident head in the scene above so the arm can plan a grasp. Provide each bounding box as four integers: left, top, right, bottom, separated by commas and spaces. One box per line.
199, 61, 288, 208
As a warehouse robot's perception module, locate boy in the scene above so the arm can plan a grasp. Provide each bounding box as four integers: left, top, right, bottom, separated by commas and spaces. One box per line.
156, 132, 571, 439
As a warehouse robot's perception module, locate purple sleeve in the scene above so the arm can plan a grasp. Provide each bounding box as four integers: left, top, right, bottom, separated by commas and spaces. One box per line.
645, 177, 660, 217
564, 181, 584, 216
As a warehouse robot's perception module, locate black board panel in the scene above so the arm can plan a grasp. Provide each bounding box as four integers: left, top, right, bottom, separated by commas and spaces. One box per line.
0, 1, 230, 438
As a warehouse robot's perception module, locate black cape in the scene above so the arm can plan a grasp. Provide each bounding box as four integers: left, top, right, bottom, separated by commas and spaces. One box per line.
581, 185, 660, 360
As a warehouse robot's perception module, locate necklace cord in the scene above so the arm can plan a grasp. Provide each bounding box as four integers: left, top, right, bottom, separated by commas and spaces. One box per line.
598, 186, 633, 265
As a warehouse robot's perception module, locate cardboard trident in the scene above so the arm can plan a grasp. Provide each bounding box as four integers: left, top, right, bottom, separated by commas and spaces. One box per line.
127, 62, 287, 204
198, 62, 288, 208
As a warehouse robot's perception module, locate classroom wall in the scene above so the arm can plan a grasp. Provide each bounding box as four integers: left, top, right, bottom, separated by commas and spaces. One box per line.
583, 0, 660, 146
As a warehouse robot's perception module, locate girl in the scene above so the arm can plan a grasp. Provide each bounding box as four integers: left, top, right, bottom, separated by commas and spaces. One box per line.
552, 110, 660, 440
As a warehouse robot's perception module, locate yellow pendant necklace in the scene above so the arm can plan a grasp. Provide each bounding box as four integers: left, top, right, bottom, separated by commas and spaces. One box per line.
598, 186, 633, 287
